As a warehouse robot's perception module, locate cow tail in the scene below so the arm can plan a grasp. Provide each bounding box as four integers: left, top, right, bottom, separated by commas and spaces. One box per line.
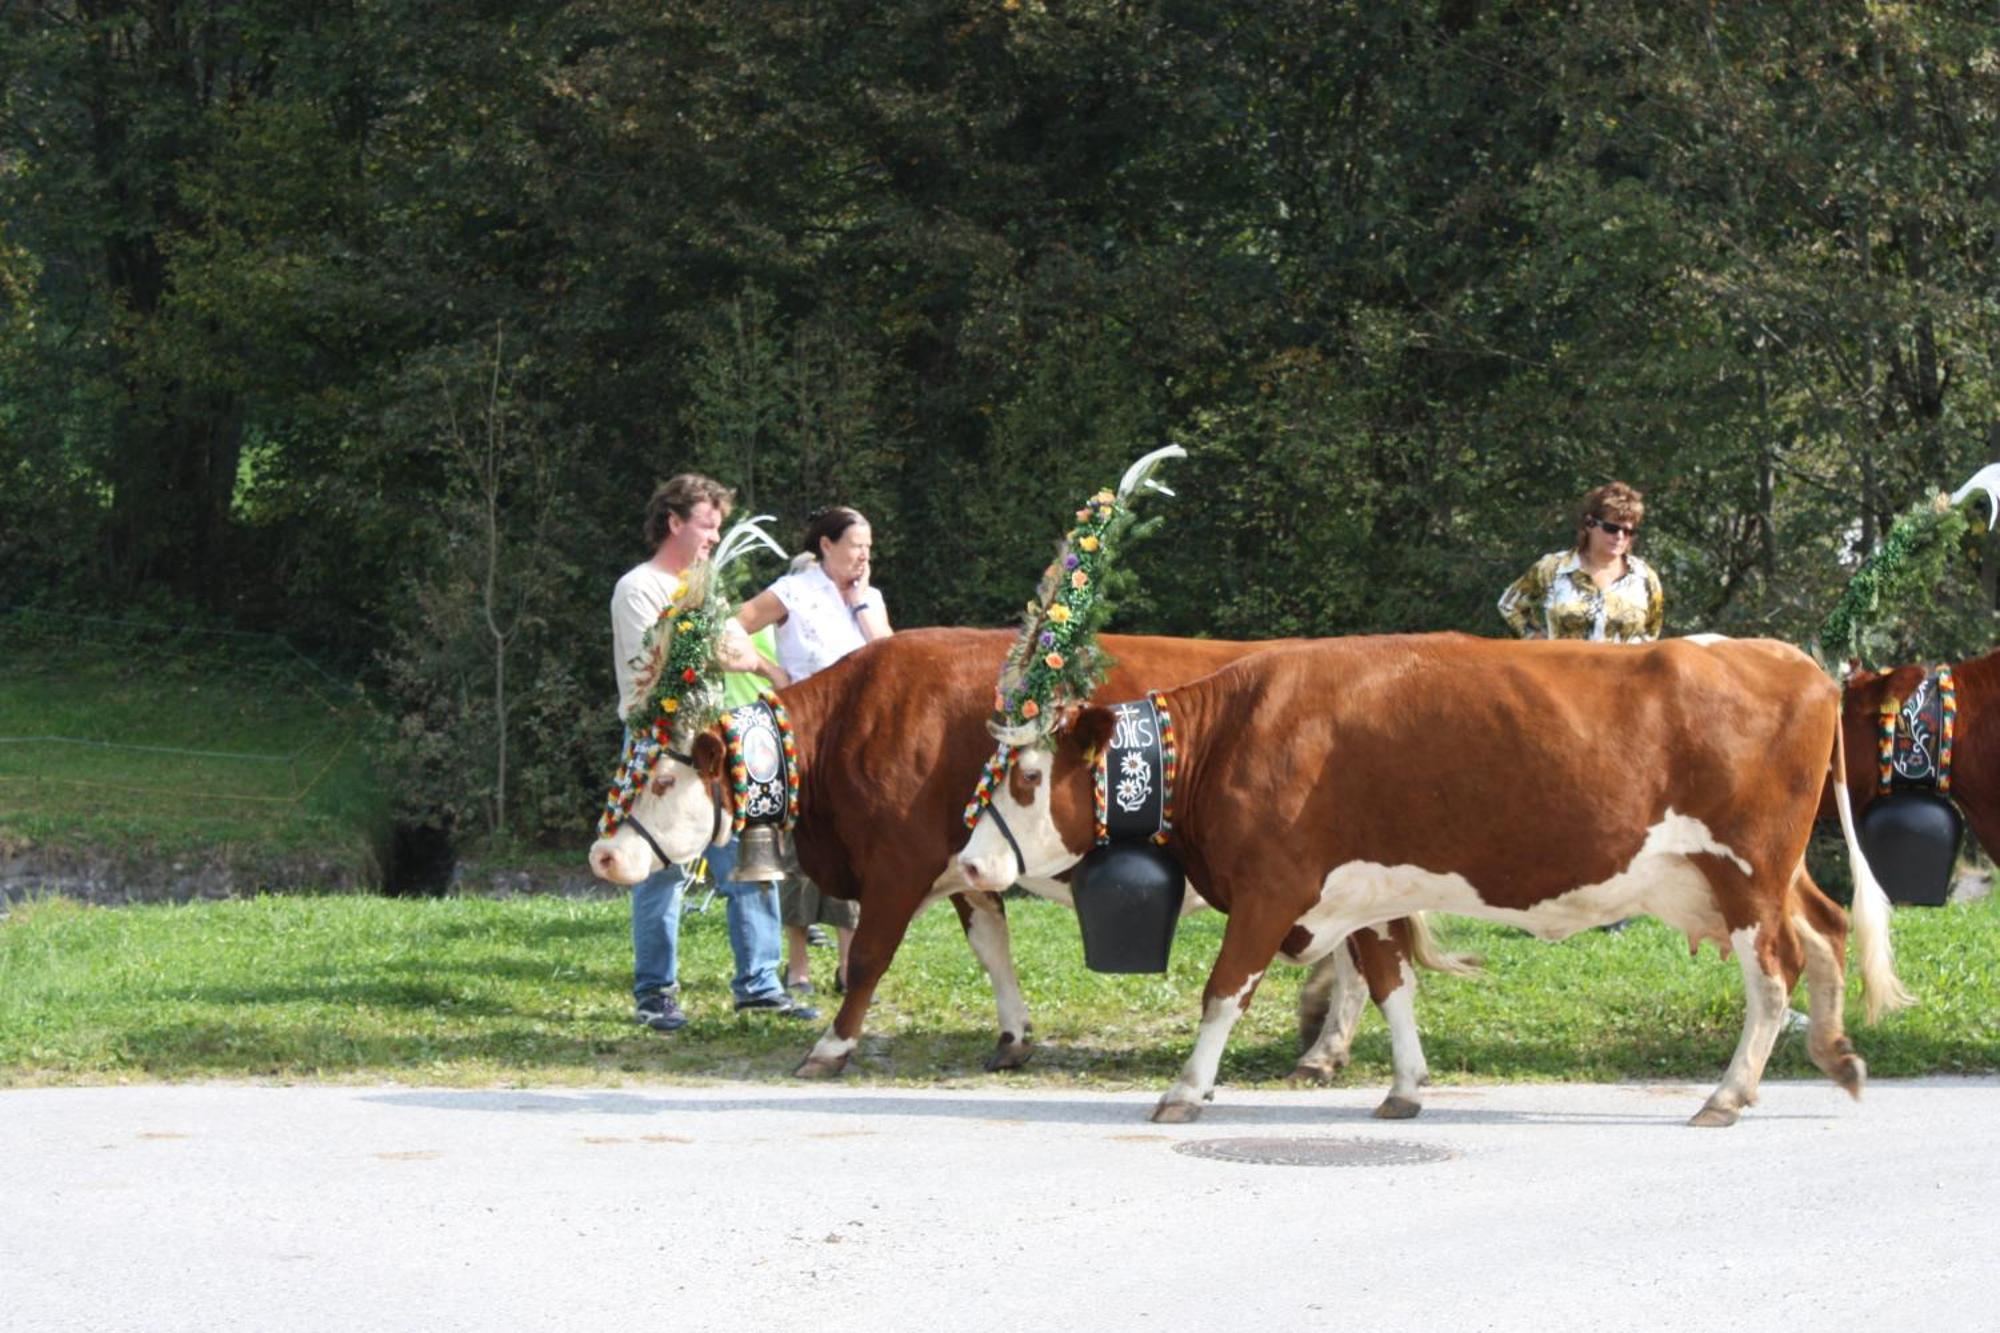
1830, 724, 1915, 1021
1405, 912, 1481, 977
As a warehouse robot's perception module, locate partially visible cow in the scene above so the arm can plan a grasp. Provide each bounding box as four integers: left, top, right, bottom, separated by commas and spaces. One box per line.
1833, 648, 2000, 854
588, 628, 1463, 1088
958, 634, 1911, 1127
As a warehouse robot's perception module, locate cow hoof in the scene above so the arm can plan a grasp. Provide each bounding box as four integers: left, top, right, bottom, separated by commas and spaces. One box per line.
1373, 1095, 1422, 1120
1287, 1062, 1340, 1087
1151, 1100, 1204, 1124
983, 1040, 1034, 1073
792, 1055, 848, 1080
1687, 1104, 1739, 1128
1833, 1053, 1866, 1100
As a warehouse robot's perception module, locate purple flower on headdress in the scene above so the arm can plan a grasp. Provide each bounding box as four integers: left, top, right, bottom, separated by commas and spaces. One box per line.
1063, 553, 1080, 569
1040, 630, 1055, 648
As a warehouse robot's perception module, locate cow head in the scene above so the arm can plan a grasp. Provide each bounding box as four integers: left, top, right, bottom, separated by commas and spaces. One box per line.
958, 706, 1115, 890
587, 728, 730, 884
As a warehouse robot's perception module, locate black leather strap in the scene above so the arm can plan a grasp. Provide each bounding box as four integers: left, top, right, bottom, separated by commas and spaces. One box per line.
983, 802, 1029, 881
622, 812, 678, 874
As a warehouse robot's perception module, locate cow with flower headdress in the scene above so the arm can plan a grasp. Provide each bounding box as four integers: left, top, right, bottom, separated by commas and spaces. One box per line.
587, 450, 1465, 1086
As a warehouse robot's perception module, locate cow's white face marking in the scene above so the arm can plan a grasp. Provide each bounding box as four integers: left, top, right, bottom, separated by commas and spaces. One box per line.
1282, 808, 1748, 959
586, 754, 721, 884
958, 749, 1080, 889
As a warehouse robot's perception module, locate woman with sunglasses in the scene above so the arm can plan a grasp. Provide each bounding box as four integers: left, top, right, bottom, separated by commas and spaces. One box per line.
1498, 480, 1663, 643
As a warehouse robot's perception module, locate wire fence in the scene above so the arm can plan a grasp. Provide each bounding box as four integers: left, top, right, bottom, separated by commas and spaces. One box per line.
0, 607, 377, 836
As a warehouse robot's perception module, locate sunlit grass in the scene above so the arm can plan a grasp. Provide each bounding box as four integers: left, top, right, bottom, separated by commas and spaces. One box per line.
4, 889, 1995, 1088
0, 627, 383, 863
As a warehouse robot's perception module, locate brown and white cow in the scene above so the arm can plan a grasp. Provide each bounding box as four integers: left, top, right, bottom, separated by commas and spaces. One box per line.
588, 627, 1461, 1086
958, 633, 1912, 1127
1833, 647, 2000, 855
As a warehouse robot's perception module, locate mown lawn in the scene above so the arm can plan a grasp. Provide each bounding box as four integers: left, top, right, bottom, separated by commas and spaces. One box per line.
0, 617, 382, 862
4, 888, 1997, 1088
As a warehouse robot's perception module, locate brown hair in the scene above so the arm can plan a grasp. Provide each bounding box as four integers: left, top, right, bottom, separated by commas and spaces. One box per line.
643, 474, 735, 549
801, 505, 868, 561
1574, 481, 1645, 549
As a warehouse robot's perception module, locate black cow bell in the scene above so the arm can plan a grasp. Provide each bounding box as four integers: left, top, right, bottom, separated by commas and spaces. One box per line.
1071, 841, 1184, 973
1857, 790, 1962, 908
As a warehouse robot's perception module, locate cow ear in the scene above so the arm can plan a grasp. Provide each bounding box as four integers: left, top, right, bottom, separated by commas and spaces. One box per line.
1066, 705, 1117, 760
692, 729, 727, 783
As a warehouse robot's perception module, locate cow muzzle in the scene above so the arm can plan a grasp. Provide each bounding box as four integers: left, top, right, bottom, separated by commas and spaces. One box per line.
958, 808, 1029, 890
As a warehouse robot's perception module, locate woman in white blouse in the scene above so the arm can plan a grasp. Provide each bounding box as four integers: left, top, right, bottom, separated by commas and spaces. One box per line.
722, 506, 892, 995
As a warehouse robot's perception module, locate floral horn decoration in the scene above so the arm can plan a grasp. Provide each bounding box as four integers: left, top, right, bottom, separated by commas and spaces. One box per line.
986, 445, 1186, 749
620, 559, 730, 745
1817, 484, 1978, 672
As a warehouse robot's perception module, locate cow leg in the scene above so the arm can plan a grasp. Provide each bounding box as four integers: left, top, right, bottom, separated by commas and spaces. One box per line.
1793, 872, 1865, 1099
1691, 921, 1797, 1127
794, 887, 923, 1079
1153, 906, 1294, 1123
950, 890, 1035, 1071
1371, 956, 1428, 1119
1290, 944, 1364, 1081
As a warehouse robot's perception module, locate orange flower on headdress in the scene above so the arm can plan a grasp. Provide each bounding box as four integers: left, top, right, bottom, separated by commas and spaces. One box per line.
1070, 570, 1089, 589
1044, 652, 1065, 670
1021, 698, 1040, 719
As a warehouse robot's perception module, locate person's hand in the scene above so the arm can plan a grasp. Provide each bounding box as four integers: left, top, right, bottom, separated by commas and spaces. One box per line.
715, 619, 759, 672
841, 559, 873, 608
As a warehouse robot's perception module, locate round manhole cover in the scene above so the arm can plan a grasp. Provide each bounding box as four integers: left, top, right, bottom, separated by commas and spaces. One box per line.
1173, 1136, 1456, 1168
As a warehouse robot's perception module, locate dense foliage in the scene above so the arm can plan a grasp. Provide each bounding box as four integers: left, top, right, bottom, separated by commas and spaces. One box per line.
6, 2, 2000, 847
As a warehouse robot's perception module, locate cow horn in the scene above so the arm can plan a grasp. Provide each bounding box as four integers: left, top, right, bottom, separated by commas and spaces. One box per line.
1949, 463, 2000, 530
1116, 444, 1187, 503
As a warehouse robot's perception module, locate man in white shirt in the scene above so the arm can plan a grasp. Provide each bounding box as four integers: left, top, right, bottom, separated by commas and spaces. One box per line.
613, 474, 790, 1032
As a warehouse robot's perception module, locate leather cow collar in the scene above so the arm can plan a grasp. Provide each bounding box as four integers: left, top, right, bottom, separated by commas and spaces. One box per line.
1094, 692, 1178, 846
724, 693, 800, 834
1877, 664, 1956, 796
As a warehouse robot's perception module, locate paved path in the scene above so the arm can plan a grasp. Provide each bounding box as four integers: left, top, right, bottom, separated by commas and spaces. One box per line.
4, 1077, 1994, 1332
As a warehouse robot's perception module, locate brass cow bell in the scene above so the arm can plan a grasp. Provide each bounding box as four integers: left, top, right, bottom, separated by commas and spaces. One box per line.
733, 824, 789, 883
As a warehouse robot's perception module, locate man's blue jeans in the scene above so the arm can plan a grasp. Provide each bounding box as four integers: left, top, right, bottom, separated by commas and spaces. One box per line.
630, 840, 786, 1006
630, 859, 686, 1001
707, 839, 787, 1006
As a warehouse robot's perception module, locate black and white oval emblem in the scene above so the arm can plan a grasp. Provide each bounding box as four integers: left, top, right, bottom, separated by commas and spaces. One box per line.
742, 719, 781, 784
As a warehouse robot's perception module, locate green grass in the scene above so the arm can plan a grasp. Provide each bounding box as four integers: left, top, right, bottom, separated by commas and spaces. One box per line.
4, 890, 1997, 1087
0, 617, 384, 863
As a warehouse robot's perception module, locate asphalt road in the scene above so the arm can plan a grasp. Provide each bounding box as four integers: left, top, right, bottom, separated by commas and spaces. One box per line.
4, 1077, 1993, 1332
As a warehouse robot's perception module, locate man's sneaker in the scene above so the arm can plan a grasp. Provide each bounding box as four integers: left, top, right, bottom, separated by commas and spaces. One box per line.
736, 993, 820, 1021
633, 986, 688, 1033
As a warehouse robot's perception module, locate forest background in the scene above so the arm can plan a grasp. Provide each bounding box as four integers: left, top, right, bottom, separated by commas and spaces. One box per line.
5, 1, 2000, 858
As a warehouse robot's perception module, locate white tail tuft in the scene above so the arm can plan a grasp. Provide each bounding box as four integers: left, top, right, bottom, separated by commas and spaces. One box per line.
1406, 912, 1482, 977
1832, 752, 1915, 1022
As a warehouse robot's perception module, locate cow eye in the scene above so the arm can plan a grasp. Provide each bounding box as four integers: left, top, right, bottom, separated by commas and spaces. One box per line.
650, 774, 676, 795
1023, 769, 1044, 787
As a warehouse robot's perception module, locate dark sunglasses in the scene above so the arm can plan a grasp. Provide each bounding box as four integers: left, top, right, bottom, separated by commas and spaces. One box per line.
1585, 515, 1638, 539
